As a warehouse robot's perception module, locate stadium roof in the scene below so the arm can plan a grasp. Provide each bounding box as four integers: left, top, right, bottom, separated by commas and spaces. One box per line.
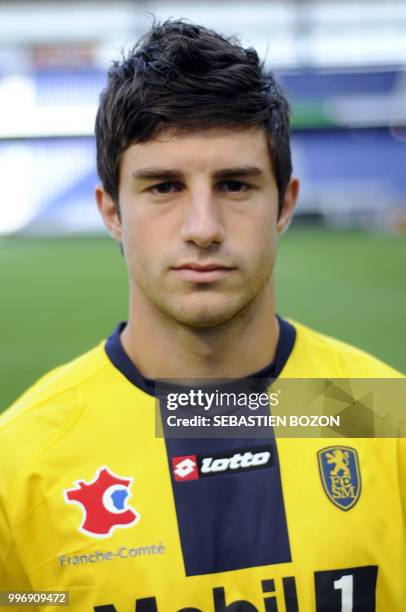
0, 1, 405, 68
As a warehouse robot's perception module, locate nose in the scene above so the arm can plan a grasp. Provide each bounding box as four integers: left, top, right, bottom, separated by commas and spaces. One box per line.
180, 187, 225, 248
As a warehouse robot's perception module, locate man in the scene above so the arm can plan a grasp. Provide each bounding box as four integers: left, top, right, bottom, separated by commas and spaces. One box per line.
0, 20, 404, 612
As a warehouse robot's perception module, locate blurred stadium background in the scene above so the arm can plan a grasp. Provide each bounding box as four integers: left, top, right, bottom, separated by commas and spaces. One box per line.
1, 0, 405, 409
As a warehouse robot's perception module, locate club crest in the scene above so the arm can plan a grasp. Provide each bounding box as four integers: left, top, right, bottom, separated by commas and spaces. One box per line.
318, 446, 361, 511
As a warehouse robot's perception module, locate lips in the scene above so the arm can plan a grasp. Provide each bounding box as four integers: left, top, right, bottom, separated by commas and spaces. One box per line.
172, 263, 236, 283
174, 263, 233, 272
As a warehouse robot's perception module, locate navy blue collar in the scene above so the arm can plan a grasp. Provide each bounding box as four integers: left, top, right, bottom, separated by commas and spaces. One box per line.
105, 315, 296, 397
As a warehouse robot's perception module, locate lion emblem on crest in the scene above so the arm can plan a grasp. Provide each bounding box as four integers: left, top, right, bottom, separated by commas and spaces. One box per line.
325, 449, 351, 477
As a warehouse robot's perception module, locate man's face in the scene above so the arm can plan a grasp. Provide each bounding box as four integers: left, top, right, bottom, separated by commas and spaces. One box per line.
98, 126, 298, 328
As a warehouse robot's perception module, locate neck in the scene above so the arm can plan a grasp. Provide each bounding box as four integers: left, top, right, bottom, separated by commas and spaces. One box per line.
121, 284, 279, 380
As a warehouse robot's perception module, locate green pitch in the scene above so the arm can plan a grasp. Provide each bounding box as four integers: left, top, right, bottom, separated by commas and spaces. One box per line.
1, 228, 405, 411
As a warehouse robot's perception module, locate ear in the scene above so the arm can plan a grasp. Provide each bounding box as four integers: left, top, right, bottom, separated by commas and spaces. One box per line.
276, 178, 300, 235
95, 184, 122, 242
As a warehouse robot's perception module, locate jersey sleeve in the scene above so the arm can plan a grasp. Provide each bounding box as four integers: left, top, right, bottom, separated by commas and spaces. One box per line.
398, 438, 406, 531
0, 508, 32, 591
0, 426, 34, 593
0, 383, 81, 598
0, 468, 39, 612
398, 437, 406, 607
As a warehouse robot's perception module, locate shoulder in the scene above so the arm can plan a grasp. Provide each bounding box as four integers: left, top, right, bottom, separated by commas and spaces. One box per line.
0, 341, 110, 469
285, 319, 403, 378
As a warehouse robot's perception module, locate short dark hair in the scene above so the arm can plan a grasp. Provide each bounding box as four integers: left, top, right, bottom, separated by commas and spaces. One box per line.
95, 19, 292, 212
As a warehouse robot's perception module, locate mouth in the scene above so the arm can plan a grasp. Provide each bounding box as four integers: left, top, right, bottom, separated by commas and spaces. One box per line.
172, 263, 236, 283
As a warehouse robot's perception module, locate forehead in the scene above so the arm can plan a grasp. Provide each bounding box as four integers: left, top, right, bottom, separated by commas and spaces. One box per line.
120, 126, 273, 176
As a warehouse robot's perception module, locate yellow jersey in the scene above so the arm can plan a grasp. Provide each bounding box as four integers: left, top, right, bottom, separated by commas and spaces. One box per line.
0, 318, 404, 611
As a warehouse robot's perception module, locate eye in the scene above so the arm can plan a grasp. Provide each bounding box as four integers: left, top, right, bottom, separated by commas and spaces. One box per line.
150, 181, 182, 195
218, 180, 251, 193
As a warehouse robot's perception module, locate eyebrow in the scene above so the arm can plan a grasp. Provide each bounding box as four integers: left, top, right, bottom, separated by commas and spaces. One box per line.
132, 165, 265, 182
214, 166, 265, 179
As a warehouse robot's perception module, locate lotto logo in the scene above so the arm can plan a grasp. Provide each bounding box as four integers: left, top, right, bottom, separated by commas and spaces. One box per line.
172, 446, 274, 483
172, 456, 199, 481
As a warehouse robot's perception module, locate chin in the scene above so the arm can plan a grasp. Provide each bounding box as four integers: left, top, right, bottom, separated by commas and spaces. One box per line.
166, 296, 249, 329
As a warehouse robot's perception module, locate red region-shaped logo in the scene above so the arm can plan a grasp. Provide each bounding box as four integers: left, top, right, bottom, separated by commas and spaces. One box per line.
64, 466, 140, 538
